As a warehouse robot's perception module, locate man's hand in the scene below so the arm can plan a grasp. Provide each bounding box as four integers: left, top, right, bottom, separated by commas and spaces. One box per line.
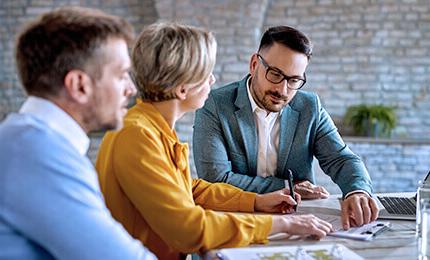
270, 214, 333, 239
341, 192, 379, 230
254, 188, 301, 214
294, 180, 330, 199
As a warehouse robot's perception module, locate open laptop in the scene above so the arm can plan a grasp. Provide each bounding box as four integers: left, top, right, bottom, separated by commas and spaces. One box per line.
376, 170, 430, 221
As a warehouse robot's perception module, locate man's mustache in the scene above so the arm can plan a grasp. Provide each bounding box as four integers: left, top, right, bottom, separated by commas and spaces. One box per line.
267, 91, 288, 101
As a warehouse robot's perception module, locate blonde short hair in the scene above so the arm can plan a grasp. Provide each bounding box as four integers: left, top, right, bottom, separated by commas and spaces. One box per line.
132, 22, 217, 101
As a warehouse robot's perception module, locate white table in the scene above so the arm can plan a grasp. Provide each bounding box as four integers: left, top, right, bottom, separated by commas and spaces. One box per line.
206, 193, 418, 259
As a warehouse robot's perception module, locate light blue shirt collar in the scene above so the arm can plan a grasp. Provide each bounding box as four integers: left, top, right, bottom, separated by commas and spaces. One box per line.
20, 96, 90, 156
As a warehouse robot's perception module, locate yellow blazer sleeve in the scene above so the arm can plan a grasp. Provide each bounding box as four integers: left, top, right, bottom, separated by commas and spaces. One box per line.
192, 179, 257, 212
112, 126, 272, 254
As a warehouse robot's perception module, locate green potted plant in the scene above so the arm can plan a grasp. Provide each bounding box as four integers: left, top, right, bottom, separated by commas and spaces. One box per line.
344, 104, 397, 138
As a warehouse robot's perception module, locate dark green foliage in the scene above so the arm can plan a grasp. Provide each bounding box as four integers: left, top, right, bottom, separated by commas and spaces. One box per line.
344, 104, 397, 138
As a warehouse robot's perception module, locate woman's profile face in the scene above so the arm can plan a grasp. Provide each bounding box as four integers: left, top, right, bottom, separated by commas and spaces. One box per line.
182, 73, 216, 111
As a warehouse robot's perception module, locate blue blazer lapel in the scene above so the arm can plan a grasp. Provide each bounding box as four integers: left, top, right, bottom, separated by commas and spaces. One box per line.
277, 106, 299, 177
234, 77, 258, 175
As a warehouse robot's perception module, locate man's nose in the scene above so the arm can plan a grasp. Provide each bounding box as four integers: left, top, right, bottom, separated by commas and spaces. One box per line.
276, 79, 289, 96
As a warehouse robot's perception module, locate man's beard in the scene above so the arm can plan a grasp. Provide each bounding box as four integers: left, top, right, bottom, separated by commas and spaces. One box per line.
250, 74, 289, 113
261, 92, 288, 112
83, 109, 119, 133
82, 95, 120, 133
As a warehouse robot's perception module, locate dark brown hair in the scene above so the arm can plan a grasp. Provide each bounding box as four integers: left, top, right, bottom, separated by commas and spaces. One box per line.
258, 26, 312, 59
15, 6, 134, 97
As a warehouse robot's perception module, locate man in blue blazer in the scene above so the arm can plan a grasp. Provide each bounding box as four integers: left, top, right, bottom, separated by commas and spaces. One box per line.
193, 25, 379, 229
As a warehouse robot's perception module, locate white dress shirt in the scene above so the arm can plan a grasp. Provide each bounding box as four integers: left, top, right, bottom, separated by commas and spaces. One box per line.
246, 78, 282, 178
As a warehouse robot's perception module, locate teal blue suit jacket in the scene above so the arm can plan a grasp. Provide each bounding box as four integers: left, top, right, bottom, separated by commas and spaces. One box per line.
193, 75, 373, 196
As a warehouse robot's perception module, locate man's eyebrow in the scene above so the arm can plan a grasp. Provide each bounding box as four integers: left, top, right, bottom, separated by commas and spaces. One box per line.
270, 65, 286, 75
269, 65, 304, 79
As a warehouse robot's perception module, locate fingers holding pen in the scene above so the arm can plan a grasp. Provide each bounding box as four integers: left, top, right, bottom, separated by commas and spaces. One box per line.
294, 192, 301, 204
255, 188, 301, 213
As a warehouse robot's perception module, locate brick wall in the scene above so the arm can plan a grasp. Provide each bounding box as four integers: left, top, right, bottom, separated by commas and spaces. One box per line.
0, 0, 157, 121
315, 138, 430, 193
154, 0, 430, 140
264, 0, 430, 138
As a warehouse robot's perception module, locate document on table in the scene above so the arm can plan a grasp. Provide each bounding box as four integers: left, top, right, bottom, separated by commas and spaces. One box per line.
318, 215, 391, 241
296, 197, 391, 241
216, 244, 364, 260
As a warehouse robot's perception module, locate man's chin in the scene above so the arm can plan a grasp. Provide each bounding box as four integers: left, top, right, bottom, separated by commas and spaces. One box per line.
111, 119, 124, 130
95, 120, 122, 132
264, 104, 284, 113
262, 99, 287, 112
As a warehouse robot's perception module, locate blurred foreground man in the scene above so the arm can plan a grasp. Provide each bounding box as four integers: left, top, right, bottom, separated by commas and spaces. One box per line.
0, 7, 155, 259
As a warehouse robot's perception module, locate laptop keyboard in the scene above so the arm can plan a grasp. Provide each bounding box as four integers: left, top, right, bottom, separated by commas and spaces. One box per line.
378, 196, 416, 215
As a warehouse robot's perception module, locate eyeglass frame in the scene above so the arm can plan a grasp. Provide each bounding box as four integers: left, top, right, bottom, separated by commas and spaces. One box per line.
256, 53, 307, 90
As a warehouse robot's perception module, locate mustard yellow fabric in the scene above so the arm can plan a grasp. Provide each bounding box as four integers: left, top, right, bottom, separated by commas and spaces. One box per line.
96, 100, 272, 260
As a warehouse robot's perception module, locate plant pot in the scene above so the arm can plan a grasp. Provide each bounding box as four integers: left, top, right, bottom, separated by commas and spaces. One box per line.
364, 119, 391, 138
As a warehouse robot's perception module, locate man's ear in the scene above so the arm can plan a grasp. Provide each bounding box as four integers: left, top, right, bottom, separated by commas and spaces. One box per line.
249, 53, 259, 75
174, 85, 189, 101
63, 70, 93, 104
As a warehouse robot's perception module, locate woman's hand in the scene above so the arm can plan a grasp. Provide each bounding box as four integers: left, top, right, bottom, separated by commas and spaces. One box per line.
254, 188, 301, 214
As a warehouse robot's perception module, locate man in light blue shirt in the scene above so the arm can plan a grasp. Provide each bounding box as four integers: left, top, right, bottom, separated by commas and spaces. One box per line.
0, 7, 155, 259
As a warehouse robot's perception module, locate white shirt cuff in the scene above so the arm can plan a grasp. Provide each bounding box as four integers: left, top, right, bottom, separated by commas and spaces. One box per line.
344, 190, 371, 199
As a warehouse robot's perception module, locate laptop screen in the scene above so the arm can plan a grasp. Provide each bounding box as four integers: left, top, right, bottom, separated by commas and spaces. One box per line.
424, 171, 430, 184
413, 171, 430, 200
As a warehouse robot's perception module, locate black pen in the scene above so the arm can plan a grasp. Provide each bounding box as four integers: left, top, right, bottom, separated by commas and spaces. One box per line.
287, 169, 297, 211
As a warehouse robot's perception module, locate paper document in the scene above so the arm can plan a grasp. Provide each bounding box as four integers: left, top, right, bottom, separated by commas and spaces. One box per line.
216, 244, 363, 260
296, 196, 390, 240
318, 215, 391, 240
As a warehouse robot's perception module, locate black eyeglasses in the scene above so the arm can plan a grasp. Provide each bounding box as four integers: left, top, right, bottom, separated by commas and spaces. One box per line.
256, 54, 306, 90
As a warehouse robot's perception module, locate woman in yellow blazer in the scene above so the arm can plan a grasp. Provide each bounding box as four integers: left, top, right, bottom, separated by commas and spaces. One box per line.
96, 23, 332, 260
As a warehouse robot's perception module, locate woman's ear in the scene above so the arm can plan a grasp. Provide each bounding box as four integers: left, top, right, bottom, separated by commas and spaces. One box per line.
174, 85, 188, 101
64, 70, 93, 104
